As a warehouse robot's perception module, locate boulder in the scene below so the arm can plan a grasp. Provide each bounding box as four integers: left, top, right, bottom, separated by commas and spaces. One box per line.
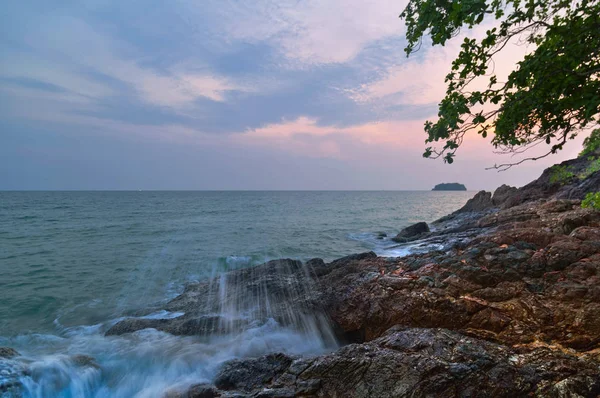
492, 184, 518, 207
70, 354, 100, 369
214, 353, 294, 393
392, 222, 430, 243
0, 347, 19, 359
456, 190, 494, 213
186, 384, 221, 398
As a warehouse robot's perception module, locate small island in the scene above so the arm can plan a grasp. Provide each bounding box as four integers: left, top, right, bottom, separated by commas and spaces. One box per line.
432, 183, 467, 191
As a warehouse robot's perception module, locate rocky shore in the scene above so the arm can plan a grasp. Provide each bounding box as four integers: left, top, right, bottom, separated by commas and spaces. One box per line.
107, 155, 600, 397
3, 155, 600, 397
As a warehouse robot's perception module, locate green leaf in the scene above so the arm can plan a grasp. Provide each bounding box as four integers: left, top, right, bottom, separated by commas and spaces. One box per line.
401, 0, 600, 166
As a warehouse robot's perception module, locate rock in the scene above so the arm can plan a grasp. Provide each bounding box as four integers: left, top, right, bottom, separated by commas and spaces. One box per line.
201, 327, 600, 397
539, 199, 577, 213
492, 184, 518, 206
501, 154, 600, 208
0, 349, 26, 396
186, 383, 221, 398
312, 201, 600, 349
563, 169, 600, 200
376, 232, 387, 239
329, 251, 377, 265
456, 190, 494, 213
392, 222, 430, 243
105, 315, 244, 336
0, 347, 19, 358
305, 258, 326, 268
106, 257, 339, 340
214, 353, 294, 393
70, 354, 100, 369
163, 383, 221, 398
570, 226, 600, 241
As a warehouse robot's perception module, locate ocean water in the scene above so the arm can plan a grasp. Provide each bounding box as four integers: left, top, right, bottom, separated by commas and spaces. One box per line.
0, 191, 473, 397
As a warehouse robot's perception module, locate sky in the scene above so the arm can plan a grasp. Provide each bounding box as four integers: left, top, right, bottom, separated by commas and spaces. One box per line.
0, 0, 585, 190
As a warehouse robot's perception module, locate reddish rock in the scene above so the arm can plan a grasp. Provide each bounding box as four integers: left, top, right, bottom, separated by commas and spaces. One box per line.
194, 327, 600, 398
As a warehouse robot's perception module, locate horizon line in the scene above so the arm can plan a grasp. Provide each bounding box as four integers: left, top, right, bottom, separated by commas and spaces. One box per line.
0, 189, 480, 192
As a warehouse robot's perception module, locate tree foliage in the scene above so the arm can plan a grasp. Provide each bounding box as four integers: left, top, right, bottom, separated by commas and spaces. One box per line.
549, 164, 575, 185
400, 0, 600, 167
580, 128, 600, 156
582, 192, 600, 210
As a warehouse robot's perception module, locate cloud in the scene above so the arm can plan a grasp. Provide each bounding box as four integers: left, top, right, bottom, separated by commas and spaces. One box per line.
348, 49, 452, 105
234, 116, 428, 158
1, 53, 116, 101
137, 72, 247, 106
0, 0, 586, 190
233, 112, 580, 169
2, 13, 252, 110
347, 23, 534, 106
203, 0, 407, 65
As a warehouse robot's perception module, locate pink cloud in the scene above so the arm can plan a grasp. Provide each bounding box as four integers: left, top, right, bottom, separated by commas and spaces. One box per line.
234, 116, 429, 158
349, 23, 533, 106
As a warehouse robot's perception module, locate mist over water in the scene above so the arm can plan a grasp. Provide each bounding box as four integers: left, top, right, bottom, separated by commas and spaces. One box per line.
0, 191, 472, 397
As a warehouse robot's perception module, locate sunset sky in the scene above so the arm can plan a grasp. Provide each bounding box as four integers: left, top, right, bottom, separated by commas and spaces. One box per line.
0, 0, 584, 190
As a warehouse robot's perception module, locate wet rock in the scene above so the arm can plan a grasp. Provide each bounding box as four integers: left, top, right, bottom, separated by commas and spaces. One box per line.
0, 352, 27, 396
329, 251, 377, 265
105, 315, 244, 336
106, 256, 339, 339
186, 383, 221, 398
0, 347, 19, 358
0, 378, 23, 396
214, 353, 294, 393
305, 258, 326, 268
70, 354, 100, 369
163, 383, 221, 398
201, 328, 600, 397
392, 222, 430, 243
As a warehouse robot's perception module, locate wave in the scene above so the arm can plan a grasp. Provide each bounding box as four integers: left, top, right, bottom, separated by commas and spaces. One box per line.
3, 261, 336, 398
347, 231, 446, 258
1, 317, 332, 398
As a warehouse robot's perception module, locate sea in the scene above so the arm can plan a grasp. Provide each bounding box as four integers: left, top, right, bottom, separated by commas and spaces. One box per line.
0, 191, 473, 397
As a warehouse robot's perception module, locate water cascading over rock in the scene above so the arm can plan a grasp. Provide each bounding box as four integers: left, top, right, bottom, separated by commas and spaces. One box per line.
206, 259, 337, 342
106, 259, 338, 350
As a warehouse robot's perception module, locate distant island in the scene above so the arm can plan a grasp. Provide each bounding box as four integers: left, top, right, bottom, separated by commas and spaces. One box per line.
432, 183, 467, 191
